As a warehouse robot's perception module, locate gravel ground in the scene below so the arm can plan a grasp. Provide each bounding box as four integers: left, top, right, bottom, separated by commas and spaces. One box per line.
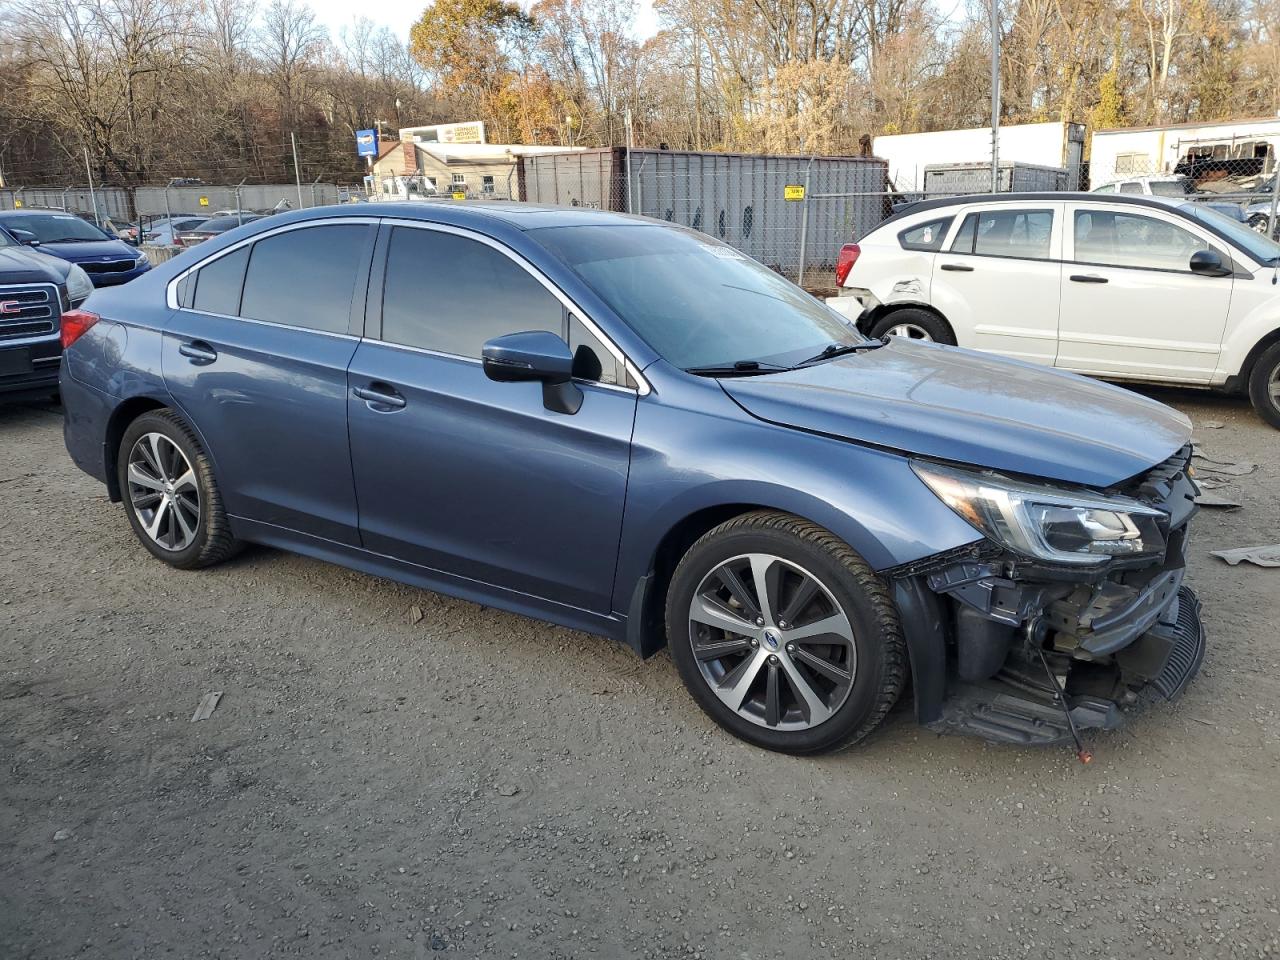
1, 390, 1278, 960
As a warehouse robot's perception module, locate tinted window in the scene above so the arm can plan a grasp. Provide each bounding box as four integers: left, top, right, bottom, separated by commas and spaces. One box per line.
1074, 210, 1211, 271
0, 213, 109, 243
899, 217, 952, 251
1119, 182, 1143, 194
381, 227, 562, 357
536, 224, 866, 370
240, 225, 368, 334
953, 209, 1053, 259
192, 246, 249, 315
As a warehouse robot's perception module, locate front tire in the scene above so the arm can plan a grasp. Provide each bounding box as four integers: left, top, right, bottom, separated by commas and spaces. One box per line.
1247, 341, 1280, 430
665, 511, 906, 754
869, 308, 955, 345
117, 409, 241, 569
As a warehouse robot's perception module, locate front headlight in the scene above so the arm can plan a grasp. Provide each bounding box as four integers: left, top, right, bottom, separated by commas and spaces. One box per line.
65, 263, 94, 303
135, 253, 149, 268
912, 461, 1166, 565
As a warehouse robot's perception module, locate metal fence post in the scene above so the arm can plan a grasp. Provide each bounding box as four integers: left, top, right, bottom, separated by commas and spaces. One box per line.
61, 186, 70, 211
1269, 161, 1280, 238
797, 160, 813, 287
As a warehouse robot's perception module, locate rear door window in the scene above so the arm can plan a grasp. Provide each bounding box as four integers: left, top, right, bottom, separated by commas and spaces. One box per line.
239, 224, 369, 334
951, 209, 1053, 260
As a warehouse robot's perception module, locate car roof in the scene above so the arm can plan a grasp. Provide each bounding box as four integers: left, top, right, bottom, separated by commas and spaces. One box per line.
881, 191, 1198, 233
250, 201, 661, 233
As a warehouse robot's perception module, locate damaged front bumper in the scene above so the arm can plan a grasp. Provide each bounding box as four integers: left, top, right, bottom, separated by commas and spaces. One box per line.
897, 447, 1207, 747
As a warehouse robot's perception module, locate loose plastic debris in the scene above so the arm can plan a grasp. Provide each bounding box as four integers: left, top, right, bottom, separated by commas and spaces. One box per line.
1211, 544, 1280, 567
191, 691, 223, 722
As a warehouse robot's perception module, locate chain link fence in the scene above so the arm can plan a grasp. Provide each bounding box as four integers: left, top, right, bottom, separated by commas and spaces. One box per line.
1088, 152, 1280, 239
0, 182, 347, 228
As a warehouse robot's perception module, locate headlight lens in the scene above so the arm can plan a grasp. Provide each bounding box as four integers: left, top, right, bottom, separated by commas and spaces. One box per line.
913, 461, 1166, 565
135, 253, 149, 268
65, 263, 94, 303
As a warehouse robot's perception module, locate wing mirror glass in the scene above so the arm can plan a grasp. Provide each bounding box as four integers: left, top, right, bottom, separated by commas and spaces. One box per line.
1189, 249, 1230, 277
481, 330, 582, 414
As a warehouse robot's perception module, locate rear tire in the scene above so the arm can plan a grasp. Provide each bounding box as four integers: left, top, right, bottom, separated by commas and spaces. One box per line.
665, 511, 906, 754
1247, 341, 1280, 430
869, 308, 955, 345
117, 409, 242, 569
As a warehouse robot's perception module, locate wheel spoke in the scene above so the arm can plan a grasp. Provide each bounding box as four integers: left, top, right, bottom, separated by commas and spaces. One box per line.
692, 635, 754, 661
779, 575, 820, 625
714, 565, 761, 621
764, 661, 781, 727
785, 612, 854, 645
716, 648, 768, 711
172, 499, 197, 545
778, 655, 833, 726
691, 596, 756, 637
748, 554, 781, 625
127, 462, 165, 492
145, 498, 170, 541
1269, 377, 1280, 401
172, 469, 196, 494
146, 434, 170, 482
792, 645, 852, 683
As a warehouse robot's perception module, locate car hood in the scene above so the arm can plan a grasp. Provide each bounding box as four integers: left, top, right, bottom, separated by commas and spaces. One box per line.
719, 339, 1191, 488
39, 239, 137, 262
0, 245, 69, 284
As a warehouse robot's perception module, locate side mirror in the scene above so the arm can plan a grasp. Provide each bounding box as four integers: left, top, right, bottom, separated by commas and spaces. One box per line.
1189, 249, 1231, 277
482, 330, 582, 415
10, 228, 39, 246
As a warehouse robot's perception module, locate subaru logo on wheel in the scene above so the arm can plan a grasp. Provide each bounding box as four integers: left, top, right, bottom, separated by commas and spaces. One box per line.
762, 628, 781, 651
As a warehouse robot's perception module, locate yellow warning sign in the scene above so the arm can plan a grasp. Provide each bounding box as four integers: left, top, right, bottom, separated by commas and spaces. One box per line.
199, 196, 209, 206
452, 191, 466, 201
784, 184, 805, 201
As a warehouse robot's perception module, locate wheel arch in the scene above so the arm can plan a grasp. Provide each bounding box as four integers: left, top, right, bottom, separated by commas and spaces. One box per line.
103, 395, 170, 501
1227, 326, 1280, 394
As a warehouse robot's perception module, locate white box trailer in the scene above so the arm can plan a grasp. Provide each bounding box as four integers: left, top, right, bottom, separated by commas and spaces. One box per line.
874, 122, 1085, 193
1090, 117, 1280, 189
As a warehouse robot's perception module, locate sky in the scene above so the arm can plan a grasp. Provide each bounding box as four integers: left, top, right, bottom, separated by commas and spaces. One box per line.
304, 0, 660, 47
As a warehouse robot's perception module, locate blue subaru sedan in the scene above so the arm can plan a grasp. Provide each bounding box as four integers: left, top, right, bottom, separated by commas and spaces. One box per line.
0, 209, 150, 287
58, 203, 1205, 755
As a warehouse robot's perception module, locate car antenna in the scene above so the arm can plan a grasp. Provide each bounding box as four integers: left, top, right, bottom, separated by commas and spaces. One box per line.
1036, 646, 1094, 765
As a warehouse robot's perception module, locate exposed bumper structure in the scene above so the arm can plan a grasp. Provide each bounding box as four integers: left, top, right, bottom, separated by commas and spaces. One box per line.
897, 445, 1206, 747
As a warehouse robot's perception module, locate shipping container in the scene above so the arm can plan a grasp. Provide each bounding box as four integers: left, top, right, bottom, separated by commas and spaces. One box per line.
518, 148, 889, 283
922, 161, 1069, 195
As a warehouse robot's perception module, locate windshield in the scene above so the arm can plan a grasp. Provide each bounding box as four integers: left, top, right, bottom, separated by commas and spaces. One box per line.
535, 225, 864, 369
0, 213, 111, 243
1149, 180, 1192, 197
1181, 201, 1280, 265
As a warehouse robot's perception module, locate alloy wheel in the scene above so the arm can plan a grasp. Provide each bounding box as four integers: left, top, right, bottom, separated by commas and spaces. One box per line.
1270, 363, 1280, 408
886, 322, 933, 341
687, 553, 857, 731
127, 432, 200, 551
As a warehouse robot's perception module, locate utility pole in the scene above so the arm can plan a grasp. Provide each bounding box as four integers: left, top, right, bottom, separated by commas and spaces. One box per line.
990, 0, 1001, 193
291, 132, 304, 209
83, 146, 100, 226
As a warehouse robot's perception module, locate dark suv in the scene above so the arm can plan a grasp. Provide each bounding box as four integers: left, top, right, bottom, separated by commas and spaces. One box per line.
0, 226, 94, 400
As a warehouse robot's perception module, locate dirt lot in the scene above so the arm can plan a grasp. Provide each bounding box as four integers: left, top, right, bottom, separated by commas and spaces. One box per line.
1, 390, 1278, 960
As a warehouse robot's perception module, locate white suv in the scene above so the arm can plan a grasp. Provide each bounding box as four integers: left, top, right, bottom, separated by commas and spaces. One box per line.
830, 193, 1280, 427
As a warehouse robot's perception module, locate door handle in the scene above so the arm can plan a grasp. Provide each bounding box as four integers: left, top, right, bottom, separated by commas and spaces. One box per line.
353, 384, 407, 410
1069, 274, 1109, 284
940, 263, 974, 272
178, 340, 218, 364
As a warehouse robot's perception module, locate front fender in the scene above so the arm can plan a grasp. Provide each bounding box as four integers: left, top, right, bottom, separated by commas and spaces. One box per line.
613, 376, 983, 615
